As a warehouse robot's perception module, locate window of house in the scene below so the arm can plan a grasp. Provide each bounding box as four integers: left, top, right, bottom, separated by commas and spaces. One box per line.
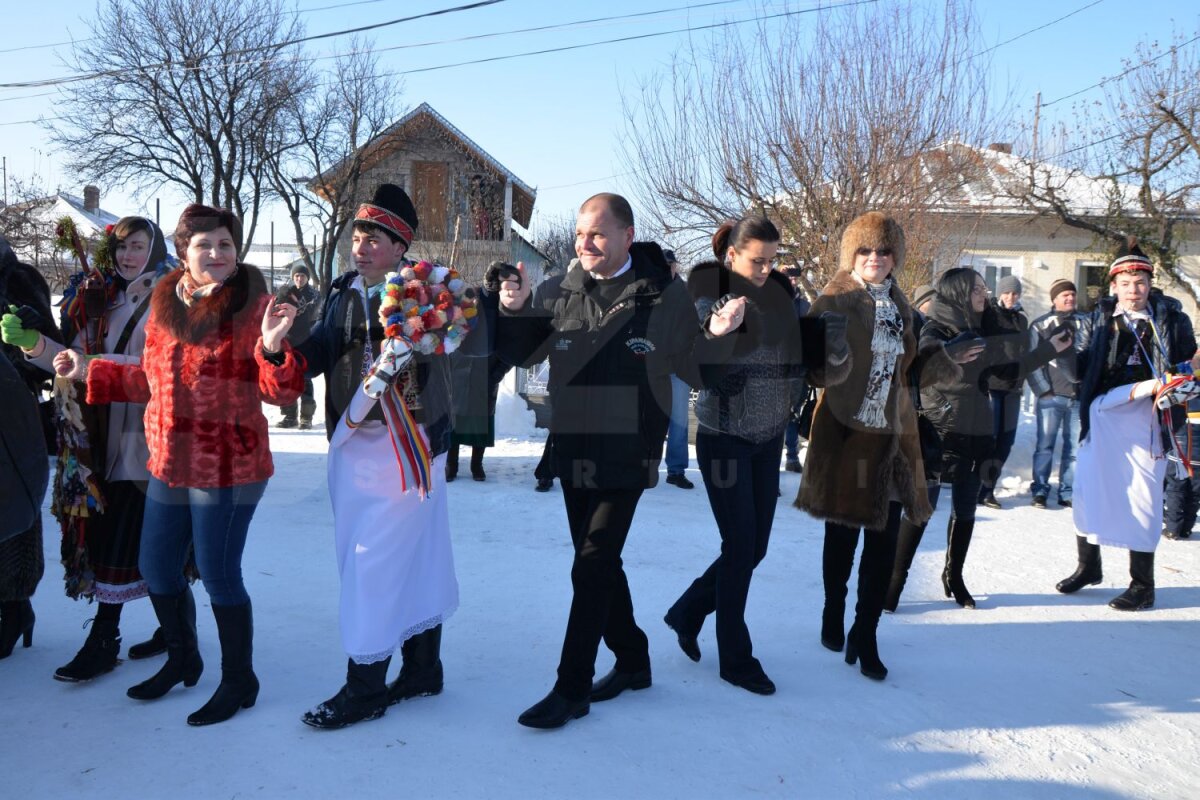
960, 254, 1022, 294
1075, 260, 1108, 311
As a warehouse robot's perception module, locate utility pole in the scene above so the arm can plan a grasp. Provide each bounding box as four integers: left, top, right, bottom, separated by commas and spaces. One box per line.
1032, 92, 1042, 160
270, 220, 276, 289
155, 197, 160, 227
2, 156, 7, 207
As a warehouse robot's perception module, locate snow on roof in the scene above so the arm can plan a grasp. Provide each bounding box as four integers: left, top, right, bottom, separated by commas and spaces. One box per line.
918, 141, 1146, 216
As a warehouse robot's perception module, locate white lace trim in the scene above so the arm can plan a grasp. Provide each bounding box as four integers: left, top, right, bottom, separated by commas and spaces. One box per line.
347, 603, 458, 665
91, 580, 150, 605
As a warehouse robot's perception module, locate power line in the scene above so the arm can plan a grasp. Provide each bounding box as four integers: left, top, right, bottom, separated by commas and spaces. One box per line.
1041, 31, 1200, 108
0, 0, 759, 105
952, 0, 1105, 67
543, 0, 1113, 192
0, 0, 410, 56
0, 0, 510, 89
0, 0, 867, 126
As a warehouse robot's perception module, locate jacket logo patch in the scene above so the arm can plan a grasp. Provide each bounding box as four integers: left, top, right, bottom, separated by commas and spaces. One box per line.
626, 336, 656, 355
555, 337, 571, 351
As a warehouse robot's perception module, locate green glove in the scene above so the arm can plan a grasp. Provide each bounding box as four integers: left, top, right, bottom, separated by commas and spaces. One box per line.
1, 305, 41, 350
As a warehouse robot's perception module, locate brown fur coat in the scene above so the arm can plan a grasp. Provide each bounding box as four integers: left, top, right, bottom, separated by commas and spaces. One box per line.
795, 271, 957, 530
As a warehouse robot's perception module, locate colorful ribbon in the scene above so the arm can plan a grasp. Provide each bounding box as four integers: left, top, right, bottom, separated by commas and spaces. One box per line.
379, 381, 433, 499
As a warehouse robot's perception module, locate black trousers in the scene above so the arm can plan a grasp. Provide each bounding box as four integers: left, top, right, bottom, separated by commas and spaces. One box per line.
554, 484, 649, 701
979, 390, 1019, 492
667, 431, 782, 678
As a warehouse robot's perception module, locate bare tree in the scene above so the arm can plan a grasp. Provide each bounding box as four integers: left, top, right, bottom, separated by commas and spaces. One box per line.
620, 0, 1004, 294
262, 39, 403, 294
47, 0, 309, 256
532, 213, 577, 276
0, 174, 77, 292
1011, 29, 1200, 303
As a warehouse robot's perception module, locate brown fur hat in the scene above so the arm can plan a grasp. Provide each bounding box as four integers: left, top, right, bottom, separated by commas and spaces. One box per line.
838, 212, 906, 273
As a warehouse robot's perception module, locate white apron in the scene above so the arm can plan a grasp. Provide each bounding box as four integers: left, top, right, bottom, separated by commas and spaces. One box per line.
328, 387, 458, 664
1073, 383, 1166, 552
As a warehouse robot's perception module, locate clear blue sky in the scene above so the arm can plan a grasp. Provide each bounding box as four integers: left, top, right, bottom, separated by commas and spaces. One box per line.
1, 0, 1196, 243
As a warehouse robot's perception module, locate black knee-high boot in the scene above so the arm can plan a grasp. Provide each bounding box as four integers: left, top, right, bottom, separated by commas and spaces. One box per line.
942, 516, 976, 609
1056, 535, 1102, 593
445, 445, 459, 482
127, 589, 203, 700
303, 657, 392, 729
470, 446, 486, 481
845, 528, 897, 680
388, 624, 444, 705
187, 602, 258, 726
1109, 550, 1155, 611
884, 518, 927, 612
821, 524, 859, 652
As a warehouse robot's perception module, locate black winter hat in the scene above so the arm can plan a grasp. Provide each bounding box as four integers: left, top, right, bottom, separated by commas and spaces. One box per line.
291, 264, 311, 277
355, 183, 419, 248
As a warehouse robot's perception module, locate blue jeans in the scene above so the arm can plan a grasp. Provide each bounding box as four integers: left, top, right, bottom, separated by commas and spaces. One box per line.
666, 374, 690, 476
139, 477, 267, 605
784, 420, 800, 461
1031, 395, 1079, 501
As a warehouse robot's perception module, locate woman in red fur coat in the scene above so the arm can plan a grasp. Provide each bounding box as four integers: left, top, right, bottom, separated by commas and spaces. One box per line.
68, 204, 304, 726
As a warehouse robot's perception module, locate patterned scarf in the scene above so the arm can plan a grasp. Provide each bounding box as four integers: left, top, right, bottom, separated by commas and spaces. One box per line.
853, 275, 905, 429
175, 266, 235, 307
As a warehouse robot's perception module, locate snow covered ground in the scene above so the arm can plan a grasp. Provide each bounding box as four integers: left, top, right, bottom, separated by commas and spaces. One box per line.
4, 385, 1200, 799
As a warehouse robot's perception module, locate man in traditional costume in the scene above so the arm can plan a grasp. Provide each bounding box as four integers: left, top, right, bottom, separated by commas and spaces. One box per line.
1058, 241, 1199, 610
298, 184, 473, 728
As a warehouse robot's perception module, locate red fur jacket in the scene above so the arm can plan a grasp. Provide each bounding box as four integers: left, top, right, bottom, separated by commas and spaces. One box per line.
87, 264, 304, 489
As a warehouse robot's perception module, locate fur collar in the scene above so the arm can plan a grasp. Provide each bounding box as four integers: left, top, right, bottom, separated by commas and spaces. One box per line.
152, 264, 266, 344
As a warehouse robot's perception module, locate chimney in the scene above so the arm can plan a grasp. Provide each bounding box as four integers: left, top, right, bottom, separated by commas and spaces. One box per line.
986, 143, 1013, 154
83, 185, 100, 213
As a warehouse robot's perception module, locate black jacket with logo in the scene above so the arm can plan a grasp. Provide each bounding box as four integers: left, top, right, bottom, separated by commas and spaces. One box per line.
497, 243, 702, 489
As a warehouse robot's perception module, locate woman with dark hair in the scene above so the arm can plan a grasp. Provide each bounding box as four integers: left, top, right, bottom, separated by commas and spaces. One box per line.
11, 216, 176, 681
664, 216, 834, 695
918, 268, 1070, 608
797, 212, 958, 681
72, 203, 304, 725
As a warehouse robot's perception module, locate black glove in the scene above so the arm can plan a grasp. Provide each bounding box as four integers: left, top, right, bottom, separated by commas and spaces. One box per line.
484, 261, 521, 293
945, 330, 985, 360
821, 311, 849, 364
703, 293, 746, 333
13, 304, 47, 331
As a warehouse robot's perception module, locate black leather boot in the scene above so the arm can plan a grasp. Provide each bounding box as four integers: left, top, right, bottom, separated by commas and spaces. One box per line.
127, 627, 166, 660
55, 617, 122, 682
387, 624, 444, 705
0, 599, 35, 659
821, 524, 859, 652
844, 527, 896, 680
1109, 550, 1155, 611
942, 516, 976, 609
303, 658, 392, 729
470, 446, 486, 481
1056, 535, 1103, 593
445, 445, 459, 482
884, 517, 927, 612
187, 602, 258, 726
127, 590, 203, 700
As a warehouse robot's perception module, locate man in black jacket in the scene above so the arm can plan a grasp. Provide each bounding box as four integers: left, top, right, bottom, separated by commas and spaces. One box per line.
1027, 279, 1092, 508
276, 264, 321, 429
497, 193, 739, 729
